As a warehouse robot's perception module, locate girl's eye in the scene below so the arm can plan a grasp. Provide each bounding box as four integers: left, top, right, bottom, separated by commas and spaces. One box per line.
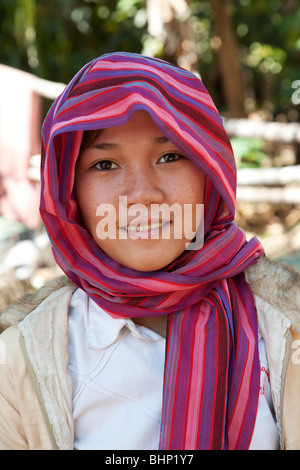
158, 153, 183, 164
94, 160, 118, 171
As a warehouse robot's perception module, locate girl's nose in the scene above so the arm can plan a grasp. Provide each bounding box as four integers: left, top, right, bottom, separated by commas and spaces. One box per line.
124, 165, 165, 207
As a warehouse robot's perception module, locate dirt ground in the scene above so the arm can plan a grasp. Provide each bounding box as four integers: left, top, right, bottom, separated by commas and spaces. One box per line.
236, 201, 300, 265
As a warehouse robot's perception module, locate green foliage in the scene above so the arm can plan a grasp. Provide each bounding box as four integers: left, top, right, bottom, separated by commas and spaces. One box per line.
230, 137, 268, 168
0, 0, 299, 121
0, 0, 147, 83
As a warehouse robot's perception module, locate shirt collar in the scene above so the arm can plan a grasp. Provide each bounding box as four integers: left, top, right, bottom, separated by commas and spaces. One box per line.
70, 288, 164, 350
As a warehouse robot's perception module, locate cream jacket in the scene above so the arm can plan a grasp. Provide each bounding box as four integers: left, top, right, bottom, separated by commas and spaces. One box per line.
0, 257, 300, 450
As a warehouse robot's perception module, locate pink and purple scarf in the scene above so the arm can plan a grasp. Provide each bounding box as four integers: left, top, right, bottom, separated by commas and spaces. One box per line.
40, 52, 264, 449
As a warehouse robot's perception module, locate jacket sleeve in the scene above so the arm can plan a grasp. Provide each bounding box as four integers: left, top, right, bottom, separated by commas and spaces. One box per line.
0, 326, 54, 450
282, 328, 300, 450
0, 327, 29, 449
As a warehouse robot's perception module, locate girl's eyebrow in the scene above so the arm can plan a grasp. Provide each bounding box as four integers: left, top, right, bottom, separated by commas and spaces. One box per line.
153, 136, 170, 144
90, 136, 170, 150
91, 142, 118, 150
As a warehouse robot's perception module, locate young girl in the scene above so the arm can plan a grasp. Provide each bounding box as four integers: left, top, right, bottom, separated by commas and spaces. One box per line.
0, 52, 300, 450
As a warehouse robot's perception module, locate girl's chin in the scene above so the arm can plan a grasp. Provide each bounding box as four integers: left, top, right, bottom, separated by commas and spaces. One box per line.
97, 239, 186, 272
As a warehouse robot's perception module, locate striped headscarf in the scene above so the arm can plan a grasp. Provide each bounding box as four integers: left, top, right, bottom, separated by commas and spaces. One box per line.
40, 52, 264, 449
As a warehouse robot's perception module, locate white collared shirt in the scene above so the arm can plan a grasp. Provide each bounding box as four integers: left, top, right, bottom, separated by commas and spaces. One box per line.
67, 288, 166, 450
67, 289, 279, 450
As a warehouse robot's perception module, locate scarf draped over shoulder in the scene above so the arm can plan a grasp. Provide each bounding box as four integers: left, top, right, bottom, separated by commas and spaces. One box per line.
40, 52, 264, 449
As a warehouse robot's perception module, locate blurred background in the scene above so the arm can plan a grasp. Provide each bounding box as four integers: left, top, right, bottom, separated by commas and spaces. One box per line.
0, 0, 300, 310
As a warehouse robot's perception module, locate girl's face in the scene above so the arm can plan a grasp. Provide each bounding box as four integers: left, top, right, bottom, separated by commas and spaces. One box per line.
74, 110, 205, 271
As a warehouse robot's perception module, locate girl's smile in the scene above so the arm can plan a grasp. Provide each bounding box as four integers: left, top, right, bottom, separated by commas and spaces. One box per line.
74, 110, 205, 271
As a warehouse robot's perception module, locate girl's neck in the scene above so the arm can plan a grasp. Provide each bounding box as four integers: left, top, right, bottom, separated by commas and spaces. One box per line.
133, 315, 168, 339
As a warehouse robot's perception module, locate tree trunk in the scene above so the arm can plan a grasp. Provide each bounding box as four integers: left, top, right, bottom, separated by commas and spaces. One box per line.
146, 0, 199, 74
210, 0, 246, 117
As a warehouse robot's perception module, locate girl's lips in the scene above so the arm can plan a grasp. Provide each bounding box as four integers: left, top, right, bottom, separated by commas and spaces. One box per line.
120, 221, 171, 239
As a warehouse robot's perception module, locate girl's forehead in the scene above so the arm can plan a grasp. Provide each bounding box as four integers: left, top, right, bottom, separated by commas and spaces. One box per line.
80, 111, 168, 150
